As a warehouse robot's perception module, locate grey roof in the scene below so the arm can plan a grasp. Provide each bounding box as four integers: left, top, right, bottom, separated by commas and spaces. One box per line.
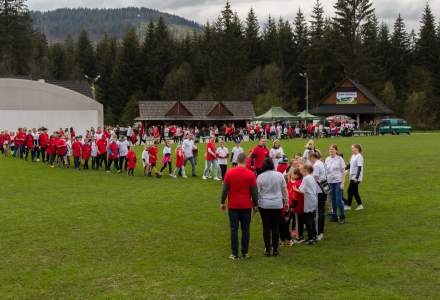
136, 101, 255, 121
312, 78, 393, 115
46, 80, 94, 98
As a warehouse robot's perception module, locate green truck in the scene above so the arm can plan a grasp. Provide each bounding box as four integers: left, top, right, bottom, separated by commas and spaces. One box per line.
378, 118, 412, 135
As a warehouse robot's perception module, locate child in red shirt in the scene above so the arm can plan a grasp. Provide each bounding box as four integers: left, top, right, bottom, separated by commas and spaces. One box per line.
288, 167, 305, 243
172, 145, 187, 178
72, 136, 82, 170
277, 155, 289, 174
96, 136, 107, 170
147, 140, 159, 177
25, 130, 33, 161
126, 146, 137, 176
82, 138, 92, 170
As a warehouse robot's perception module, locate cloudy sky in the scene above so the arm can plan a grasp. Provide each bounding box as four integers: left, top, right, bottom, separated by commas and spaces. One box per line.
28, 0, 439, 31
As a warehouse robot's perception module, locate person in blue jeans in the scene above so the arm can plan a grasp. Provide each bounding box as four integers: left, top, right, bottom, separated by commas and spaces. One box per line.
324, 144, 346, 224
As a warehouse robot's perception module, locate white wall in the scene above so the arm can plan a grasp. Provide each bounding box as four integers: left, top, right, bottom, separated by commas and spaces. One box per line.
0, 110, 99, 135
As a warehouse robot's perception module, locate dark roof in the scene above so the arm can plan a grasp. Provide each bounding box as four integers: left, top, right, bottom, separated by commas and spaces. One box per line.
46, 80, 94, 99
0, 77, 94, 99
312, 78, 393, 115
136, 101, 255, 121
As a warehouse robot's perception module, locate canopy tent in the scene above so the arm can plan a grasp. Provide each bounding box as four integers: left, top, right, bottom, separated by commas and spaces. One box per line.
296, 110, 322, 120
254, 107, 298, 122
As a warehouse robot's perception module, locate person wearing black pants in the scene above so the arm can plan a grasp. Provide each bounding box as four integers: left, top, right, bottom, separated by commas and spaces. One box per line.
347, 180, 362, 206
257, 158, 288, 256
317, 193, 327, 236
259, 208, 282, 255
221, 153, 258, 260
304, 211, 317, 242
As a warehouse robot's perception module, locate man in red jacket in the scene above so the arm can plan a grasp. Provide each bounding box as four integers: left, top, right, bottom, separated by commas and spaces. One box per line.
221, 153, 258, 260
39, 128, 49, 163
96, 136, 108, 170
202, 136, 217, 180
71, 136, 82, 170
251, 138, 270, 175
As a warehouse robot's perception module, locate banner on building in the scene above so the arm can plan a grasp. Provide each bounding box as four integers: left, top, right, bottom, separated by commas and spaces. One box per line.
336, 92, 358, 104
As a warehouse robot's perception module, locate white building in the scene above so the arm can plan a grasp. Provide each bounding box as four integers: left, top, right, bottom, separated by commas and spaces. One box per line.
0, 78, 103, 135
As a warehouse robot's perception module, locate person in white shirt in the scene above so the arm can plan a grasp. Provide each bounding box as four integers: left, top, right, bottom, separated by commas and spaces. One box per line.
141, 144, 150, 176
292, 164, 320, 245
309, 151, 328, 239
303, 140, 315, 164
216, 140, 229, 180
159, 140, 173, 176
231, 140, 244, 167
269, 140, 284, 170
90, 136, 98, 169
117, 135, 130, 171
325, 144, 346, 223
183, 133, 197, 177
346, 144, 364, 211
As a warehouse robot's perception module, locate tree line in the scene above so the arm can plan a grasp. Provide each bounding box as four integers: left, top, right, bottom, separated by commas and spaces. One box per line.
1, 0, 440, 128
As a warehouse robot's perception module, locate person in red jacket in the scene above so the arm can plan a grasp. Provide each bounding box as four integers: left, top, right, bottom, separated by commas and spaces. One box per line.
172, 145, 186, 178
147, 140, 159, 177
287, 167, 305, 244
82, 138, 92, 170
96, 136, 108, 170
55, 135, 68, 167
202, 136, 217, 180
14, 128, 26, 158
126, 146, 137, 176
47, 134, 56, 166
39, 128, 49, 163
71, 136, 82, 170
251, 138, 270, 175
107, 136, 119, 172
25, 129, 34, 161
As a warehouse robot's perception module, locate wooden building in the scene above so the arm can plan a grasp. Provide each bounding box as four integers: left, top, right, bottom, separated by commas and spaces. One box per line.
136, 100, 255, 126
312, 79, 393, 124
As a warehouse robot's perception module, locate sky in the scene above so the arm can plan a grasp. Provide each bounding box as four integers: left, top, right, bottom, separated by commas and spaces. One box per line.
28, 0, 439, 31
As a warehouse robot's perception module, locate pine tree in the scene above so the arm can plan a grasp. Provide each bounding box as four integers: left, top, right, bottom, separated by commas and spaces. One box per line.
76, 30, 96, 77
245, 8, 261, 70
48, 43, 65, 80
63, 35, 80, 79
416, 4, 438, 72
310, 0, 324, 40
262, 16, 279, 64
292, 9, 308, 111
0, 0, 33, 74
333, 0, 375, 77
95, 35, 117, 110
111, 27, 141, 122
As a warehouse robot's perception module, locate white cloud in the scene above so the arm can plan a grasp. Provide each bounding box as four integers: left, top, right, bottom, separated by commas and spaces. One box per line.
28, 0, 439, 31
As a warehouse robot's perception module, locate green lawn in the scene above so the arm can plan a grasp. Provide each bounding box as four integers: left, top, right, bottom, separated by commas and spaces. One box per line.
1, 134, 440, 299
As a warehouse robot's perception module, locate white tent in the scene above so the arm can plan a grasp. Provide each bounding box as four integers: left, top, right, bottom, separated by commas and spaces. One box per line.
0, 78, 103, 135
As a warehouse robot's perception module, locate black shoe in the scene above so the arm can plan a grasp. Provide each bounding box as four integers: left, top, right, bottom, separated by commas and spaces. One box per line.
306, 240, 316, 245
330, 218, 338, 222
264, 248, 271, 257
242, 253, 250, 260
272, 250, 279, 257
192, 174, 197, 177
340, 219, 346, 224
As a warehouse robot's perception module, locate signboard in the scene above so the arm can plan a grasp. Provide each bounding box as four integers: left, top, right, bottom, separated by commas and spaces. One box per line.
336, 92, 358, 104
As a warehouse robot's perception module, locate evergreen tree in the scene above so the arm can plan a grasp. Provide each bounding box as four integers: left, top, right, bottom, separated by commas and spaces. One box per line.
0, 0, 33, 74
111, 27, 141, 122
262, 16, 279, 64
76, 30, 96, 77
95, 35, 117, 111
244, 8, 261, 70
292, 9, 308, 110
416, 4, 438, 72
333, 0, 375, 77
63, 35, 80, 79
48, 43, 65, 80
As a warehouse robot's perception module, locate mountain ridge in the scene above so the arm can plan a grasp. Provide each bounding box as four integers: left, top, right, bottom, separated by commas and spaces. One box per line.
31, 7, 203, 42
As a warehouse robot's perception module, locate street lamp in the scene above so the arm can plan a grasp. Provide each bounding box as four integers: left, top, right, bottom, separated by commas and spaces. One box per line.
299, 73, 309, 115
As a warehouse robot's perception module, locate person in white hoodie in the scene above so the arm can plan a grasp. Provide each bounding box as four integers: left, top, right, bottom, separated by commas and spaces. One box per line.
257, 158, 288, 257
141, 144, 150, 176
90, 136, 98, 169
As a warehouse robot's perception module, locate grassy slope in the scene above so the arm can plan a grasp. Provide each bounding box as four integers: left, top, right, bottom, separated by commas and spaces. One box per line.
1, 134, 440, 299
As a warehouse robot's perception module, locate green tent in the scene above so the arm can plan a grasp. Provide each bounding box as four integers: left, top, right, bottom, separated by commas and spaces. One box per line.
254, 107, 298, 122
296, 110, 322, 120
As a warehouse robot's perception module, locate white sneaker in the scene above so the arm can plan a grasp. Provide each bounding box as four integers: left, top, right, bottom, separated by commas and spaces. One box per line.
202, 176, 207, 180
344, 205, 351, 211
214, 177, 221, 181
355, 205, 364, 211
317, 234, 324, 241
182, 175, 188, 179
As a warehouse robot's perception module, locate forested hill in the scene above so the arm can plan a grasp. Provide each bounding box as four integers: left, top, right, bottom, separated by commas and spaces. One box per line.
31, 7, 202, 42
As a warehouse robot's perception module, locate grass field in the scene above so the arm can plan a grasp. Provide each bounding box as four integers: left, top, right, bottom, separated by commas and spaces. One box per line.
1, 134, 440, 299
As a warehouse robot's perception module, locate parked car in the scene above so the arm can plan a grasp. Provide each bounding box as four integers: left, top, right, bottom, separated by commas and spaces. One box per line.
378, 118, 412, 135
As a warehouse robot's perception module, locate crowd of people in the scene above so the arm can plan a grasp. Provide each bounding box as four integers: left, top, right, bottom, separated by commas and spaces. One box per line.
1, 125, 365, 260
220, 139, 365, 260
